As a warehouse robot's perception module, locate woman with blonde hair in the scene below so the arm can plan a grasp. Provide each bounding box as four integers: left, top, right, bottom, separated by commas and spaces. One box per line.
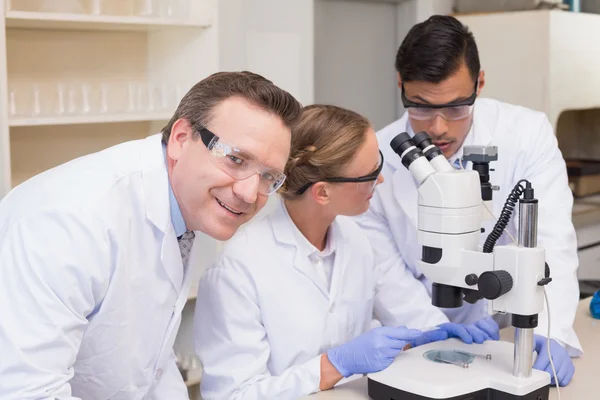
194, 105, 497, 400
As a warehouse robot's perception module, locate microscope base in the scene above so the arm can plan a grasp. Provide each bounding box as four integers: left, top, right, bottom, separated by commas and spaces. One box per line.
367, 339, 550, 400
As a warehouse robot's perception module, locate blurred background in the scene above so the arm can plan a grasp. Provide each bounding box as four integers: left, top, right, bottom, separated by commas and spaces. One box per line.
1, 1, 599, 398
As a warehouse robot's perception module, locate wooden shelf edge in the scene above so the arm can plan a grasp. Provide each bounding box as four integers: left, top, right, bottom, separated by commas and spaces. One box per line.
6, 10, 211, 31
10, 112, 172, 127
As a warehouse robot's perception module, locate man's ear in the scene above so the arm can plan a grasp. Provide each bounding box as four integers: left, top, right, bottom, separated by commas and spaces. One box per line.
397, 72, 403, 90
477, 70, 485, 96
311, 182, 331, 206
167, 118, 193, 161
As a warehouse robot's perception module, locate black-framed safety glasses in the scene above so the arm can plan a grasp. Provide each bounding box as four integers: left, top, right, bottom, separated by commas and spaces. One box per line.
198, 127, 287, 195
401, 79, 479, 121
295, 150, 384, 195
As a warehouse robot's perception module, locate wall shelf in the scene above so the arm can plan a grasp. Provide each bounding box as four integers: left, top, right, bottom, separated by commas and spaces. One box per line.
5, 11, 211, 32
10, 112, 172, 127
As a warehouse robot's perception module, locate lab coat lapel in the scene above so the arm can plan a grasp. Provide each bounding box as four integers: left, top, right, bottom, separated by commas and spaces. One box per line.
293, 252, 329, 299
384, 115, 419, 230
270, 198, 330, 299
471, 101, 494, 148
327, 222, 346, 303
160, 227, 184, 292
141, 134, 183, 292
391, 168, 419, 231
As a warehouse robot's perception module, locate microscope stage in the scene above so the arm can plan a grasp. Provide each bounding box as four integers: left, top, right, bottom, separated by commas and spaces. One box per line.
367, 339, 550, 399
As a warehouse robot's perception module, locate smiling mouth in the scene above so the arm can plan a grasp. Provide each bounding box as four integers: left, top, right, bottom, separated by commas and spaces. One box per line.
216, 198, 243, 215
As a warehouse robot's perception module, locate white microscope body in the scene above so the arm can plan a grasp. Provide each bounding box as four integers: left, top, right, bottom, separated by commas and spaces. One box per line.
367, 132, 552, 400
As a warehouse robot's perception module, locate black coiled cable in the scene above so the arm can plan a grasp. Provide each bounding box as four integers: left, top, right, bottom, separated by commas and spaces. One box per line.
482, 179, 529, 253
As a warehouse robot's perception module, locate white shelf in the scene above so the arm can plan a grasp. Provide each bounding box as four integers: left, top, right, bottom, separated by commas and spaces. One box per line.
9, 112, 172, 127
5, 11, 211, 32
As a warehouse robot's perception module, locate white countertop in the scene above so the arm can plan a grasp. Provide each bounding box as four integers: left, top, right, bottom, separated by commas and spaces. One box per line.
300, 298, 598, 400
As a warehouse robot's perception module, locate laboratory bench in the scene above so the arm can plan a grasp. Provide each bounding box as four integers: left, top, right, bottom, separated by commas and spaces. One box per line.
300, 297, 599, 400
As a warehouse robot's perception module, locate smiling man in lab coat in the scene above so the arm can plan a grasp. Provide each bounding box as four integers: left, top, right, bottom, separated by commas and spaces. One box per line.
354, 15, 582, 387
0, 71, 301, 399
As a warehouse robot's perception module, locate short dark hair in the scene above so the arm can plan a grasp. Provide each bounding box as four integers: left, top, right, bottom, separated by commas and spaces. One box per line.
161, 71, 302, 144
395, 15, 480, 84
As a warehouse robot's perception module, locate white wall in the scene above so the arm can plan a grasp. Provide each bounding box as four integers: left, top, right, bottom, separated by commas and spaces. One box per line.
216, 0, 315, 220
217, 0, 315, 106
314, 0, 397, 131
314, 0, 455, 130
395, 0, 455, 59
394, 0, 454, 118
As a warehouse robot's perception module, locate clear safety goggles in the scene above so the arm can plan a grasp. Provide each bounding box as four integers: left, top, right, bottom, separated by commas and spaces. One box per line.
402, 79, 478, 121
406, 104, 474, 121
295, 150, 384, 195
199, 127, 286, 195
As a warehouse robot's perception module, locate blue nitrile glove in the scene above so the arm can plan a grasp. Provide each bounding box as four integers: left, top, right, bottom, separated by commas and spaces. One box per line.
411, 328, 449, 347
326, 326, 422, 377
437, 316, 500, 344
533, 334, 575, 386
473, 316, 501, 340
590, 289, 600, 319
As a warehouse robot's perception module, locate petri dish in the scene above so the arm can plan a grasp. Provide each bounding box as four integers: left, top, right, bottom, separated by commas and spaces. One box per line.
423, 349, 475, 366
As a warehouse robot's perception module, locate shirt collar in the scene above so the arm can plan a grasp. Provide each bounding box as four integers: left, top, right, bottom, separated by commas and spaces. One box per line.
162, 143, 187, 238
281, 201, 338, 260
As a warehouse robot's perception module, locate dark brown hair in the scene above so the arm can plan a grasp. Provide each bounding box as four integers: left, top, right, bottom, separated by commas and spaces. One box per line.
396, 15, 480, 83
161, 71, 302, 144
279, 104, 371, 199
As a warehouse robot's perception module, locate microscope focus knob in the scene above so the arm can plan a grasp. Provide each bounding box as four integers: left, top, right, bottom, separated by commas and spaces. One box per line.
477, 270, 513, 300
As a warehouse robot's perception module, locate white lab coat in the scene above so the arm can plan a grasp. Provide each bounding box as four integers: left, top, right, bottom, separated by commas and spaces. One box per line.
0, 134, 193, 399
194, 197, 447, 400
354, 98, 583, 356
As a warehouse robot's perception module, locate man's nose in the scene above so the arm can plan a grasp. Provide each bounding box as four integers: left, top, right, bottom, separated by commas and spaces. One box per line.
428, 114, 448, 137
232, 173, 260, 204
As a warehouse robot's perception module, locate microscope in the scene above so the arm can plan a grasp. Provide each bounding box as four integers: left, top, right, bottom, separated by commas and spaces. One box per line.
367, 132, 552, 399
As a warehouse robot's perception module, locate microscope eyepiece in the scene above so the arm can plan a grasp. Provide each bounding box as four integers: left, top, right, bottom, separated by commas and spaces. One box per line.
413, 131, 444, 161
390, 132, 423, 169
412, 131, 432, 148
390, 132, 414, 155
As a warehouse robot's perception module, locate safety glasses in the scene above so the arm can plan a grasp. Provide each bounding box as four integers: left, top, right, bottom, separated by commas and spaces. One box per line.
402, 80, 478, 121
295, 150, 384, 195
198, 127, 286, 195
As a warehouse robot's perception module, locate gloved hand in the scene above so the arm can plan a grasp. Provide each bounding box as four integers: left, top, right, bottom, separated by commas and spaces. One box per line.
436, 316, 500, 344
326, 326, 422, 377
410, 328, 449, 347
533, 334, 575, 386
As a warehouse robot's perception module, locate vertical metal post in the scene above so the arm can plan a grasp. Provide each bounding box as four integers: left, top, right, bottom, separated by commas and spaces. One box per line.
513, 327, 534, 378
513, 199, 538, 378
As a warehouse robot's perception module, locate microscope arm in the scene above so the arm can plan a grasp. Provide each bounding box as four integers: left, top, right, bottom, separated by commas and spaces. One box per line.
391, 130, 551, 379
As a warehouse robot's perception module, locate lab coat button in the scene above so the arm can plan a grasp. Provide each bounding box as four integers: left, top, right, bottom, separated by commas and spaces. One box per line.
155, 368, 163, 380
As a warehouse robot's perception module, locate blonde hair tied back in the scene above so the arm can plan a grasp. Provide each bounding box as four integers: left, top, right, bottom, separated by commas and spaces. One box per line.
279, 104, 371, 199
